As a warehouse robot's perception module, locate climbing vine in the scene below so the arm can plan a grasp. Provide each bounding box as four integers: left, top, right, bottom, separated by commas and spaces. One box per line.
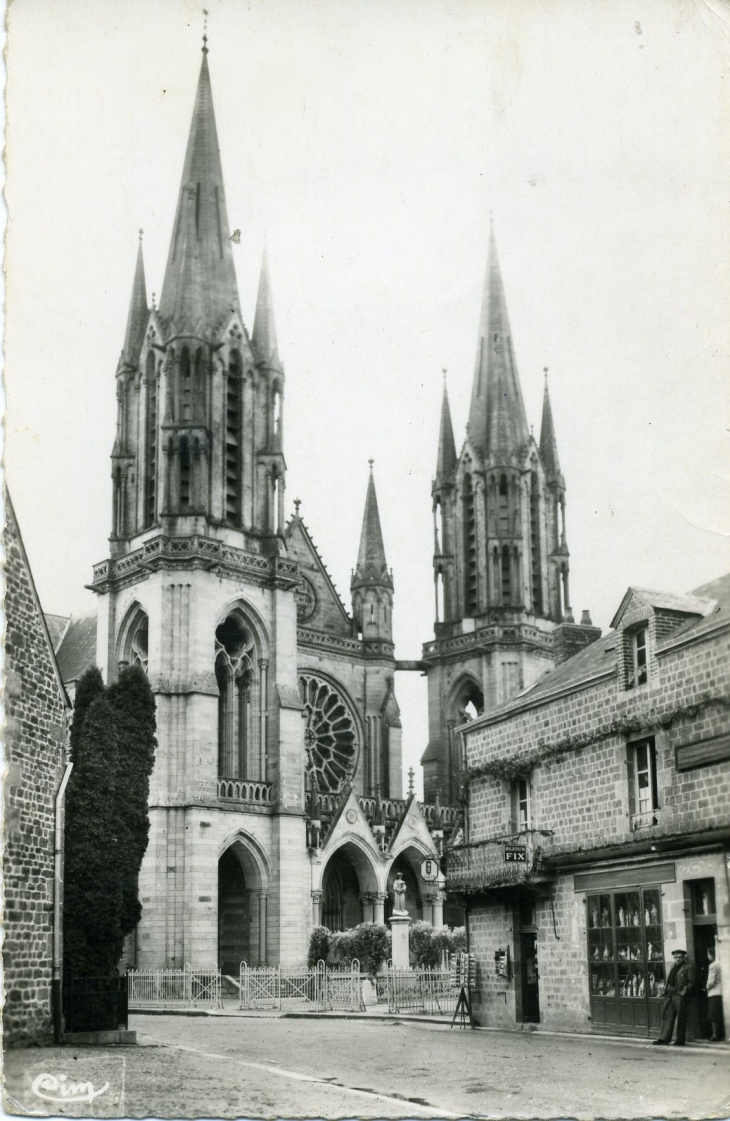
467, 691, 730, 784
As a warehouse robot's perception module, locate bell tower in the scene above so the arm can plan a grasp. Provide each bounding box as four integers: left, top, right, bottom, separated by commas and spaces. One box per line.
109, 45, 286, 552
92, 41, 307, 969
422, 224, 576, 803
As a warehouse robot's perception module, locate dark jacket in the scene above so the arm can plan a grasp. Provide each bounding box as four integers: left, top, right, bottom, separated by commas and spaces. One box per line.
666, 958, 697, 997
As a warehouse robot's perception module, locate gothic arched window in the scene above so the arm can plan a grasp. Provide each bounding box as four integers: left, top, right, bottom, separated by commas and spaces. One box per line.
530, 471, 543, 614
501, 544, 512, 605
225, 351, 242, 524
118, 606, 149, 674
180, 346, 192, 422
498, 474, 510, 536
216, 613, 259, 779
462, 474, 477, 616
145, 352, 157, 527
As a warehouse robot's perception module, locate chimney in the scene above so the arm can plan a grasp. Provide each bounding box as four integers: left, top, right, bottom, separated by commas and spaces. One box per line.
552, 611, 602, 665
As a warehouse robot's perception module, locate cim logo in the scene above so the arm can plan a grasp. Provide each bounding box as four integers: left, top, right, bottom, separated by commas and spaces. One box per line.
31, 1072, 110, 1105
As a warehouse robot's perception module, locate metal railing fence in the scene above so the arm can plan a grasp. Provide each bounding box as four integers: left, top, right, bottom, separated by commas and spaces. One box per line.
239, 960, 363, 1012
387, 966, 457, 1015
127, 965, 222, 1010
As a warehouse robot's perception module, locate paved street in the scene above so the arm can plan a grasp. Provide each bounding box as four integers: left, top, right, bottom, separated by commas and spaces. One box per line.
4, 1014, 730, 1119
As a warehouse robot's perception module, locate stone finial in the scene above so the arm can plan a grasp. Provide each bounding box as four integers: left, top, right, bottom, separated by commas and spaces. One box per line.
407, 767, 415, 796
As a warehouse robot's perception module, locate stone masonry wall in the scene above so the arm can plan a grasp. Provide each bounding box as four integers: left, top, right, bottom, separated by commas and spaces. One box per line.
3, 508, 68, 1046
466, 625, 730, 851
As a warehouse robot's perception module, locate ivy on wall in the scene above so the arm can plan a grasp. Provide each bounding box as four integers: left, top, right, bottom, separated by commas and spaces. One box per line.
467, 691, 730, 784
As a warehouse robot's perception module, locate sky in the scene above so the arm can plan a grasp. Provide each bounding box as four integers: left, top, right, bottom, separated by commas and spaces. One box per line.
5, 0, 730, 795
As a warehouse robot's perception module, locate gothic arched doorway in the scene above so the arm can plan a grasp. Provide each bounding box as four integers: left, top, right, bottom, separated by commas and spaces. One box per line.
321, 843, 378, 932
218, 849, 249, 975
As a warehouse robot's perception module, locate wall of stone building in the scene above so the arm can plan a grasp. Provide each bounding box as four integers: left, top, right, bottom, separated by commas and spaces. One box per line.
469, 852, 730, 1036
3, 513, 68, 1046
466, 626, 730, 850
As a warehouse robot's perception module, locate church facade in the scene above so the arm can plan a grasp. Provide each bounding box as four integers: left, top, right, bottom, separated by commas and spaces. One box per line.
88, 45, 457, 971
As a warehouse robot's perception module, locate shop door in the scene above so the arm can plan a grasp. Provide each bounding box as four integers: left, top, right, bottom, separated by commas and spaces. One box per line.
691, 879, 718, 1039
587, 886, 665, 1034
521, 933, 540, 1023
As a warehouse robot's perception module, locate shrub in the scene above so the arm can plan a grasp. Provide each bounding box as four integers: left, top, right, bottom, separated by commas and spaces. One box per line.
331, 923, 390, 973
410, 921, 466, 966
308, 926, 332, 966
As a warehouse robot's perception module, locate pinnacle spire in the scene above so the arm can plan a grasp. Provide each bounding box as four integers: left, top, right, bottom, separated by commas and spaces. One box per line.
435, 376, 457, 482
158, 50, 239, 335
353, 464, 391, 588
468, 224, 530, 460
252, 246, 280, 366
121, 235, 148, 366
539, 368, 562, 479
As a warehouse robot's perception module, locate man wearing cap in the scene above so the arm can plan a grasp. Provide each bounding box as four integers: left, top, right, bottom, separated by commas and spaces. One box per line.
653, 949, 697, 1046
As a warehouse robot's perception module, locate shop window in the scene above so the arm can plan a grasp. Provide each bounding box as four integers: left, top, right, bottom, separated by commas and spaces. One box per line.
628, 738, 658, 829
587, 887, 665, 1032
690, 879, 716, 921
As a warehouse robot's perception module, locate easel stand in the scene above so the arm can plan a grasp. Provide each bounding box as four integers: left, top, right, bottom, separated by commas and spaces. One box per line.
450, 985, 475, 1029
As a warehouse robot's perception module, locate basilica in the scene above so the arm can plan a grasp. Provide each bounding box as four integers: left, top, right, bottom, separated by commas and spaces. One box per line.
59, 42, 588, 970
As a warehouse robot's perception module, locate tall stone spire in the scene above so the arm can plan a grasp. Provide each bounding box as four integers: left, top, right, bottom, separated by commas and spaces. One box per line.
539, 370, 562, 480
435, 378, 457, 482
252, 247, 280, 367
351, 462, 393, 644
158, 47, 239, 335
354, 462, 391, 586
121, 236, 148, 367
468, 224, 530, 461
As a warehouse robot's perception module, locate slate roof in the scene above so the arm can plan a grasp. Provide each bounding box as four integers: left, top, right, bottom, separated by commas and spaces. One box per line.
469, 571, 730, 726
55, 615, 97, 685
44, 613, 70, 649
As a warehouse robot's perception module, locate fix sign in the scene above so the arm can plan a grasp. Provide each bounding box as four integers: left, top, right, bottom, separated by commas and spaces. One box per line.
504, 846, 527, 863
420, 858, 439, 882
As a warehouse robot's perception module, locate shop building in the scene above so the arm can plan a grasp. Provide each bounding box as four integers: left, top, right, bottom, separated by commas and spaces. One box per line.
449, 575, 730, 1037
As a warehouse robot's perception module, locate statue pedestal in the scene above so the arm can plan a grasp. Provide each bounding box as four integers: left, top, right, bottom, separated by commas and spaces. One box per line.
389, 912, 411, 969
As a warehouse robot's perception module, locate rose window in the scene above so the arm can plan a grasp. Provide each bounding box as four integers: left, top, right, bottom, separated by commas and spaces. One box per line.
299, 674, 358, 792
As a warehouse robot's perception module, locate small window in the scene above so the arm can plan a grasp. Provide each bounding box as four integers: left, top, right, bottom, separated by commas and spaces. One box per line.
512, 776, 531, 831
627, 626, 648, 688
690, 879, 716, 920
629, 738, 658, 828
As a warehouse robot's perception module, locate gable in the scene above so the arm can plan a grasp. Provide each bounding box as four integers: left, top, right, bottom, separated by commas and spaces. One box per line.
286, 517, 352, 637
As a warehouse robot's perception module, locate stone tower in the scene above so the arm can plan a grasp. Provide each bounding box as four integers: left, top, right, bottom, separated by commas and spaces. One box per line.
89, 43, 427, 970
421, 225, 579, 803
92, 44, 307, 968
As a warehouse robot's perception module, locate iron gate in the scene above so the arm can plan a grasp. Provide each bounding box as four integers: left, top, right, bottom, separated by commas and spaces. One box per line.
239, 960, 363, 1012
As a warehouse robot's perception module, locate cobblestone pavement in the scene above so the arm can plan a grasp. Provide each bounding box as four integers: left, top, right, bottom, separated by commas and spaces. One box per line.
3, 1014, 730, 1119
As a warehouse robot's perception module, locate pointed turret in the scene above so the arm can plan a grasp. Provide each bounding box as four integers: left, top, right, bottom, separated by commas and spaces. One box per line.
539, 370, 562, 480
468, 224, 530, 461
252, 247, 280, 367
158, 46, 239, 335
435, 379, 457, 482
351, 462, 394, 643
354, 463, 391, 587
121, 237, 148, 367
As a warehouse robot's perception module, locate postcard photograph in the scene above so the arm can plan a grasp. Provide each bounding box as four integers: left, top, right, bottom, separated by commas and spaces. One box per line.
3, 0, 730, 1118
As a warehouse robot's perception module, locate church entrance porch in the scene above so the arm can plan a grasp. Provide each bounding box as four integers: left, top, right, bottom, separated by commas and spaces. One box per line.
321, 844, 380, 932
218, 849, 250, 976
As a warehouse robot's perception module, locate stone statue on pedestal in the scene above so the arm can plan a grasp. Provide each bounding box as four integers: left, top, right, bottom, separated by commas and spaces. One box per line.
392, 873, 407, 914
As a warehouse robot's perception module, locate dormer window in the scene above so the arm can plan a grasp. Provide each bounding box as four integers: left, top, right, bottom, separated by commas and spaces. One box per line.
627, 625, 648, 689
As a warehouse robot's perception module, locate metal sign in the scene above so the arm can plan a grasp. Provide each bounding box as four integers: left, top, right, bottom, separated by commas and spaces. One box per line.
504, 845, 527, 863
420, 858, 439, 882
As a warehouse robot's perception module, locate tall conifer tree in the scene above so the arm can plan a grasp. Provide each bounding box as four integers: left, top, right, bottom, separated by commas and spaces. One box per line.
107, 664, 157, 935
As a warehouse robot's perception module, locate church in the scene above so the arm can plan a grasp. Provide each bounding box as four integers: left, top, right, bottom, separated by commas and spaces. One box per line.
64, 41, 587, 971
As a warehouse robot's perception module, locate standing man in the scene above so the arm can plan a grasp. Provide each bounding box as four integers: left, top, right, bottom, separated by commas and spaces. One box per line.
653, 949, 697, 1046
